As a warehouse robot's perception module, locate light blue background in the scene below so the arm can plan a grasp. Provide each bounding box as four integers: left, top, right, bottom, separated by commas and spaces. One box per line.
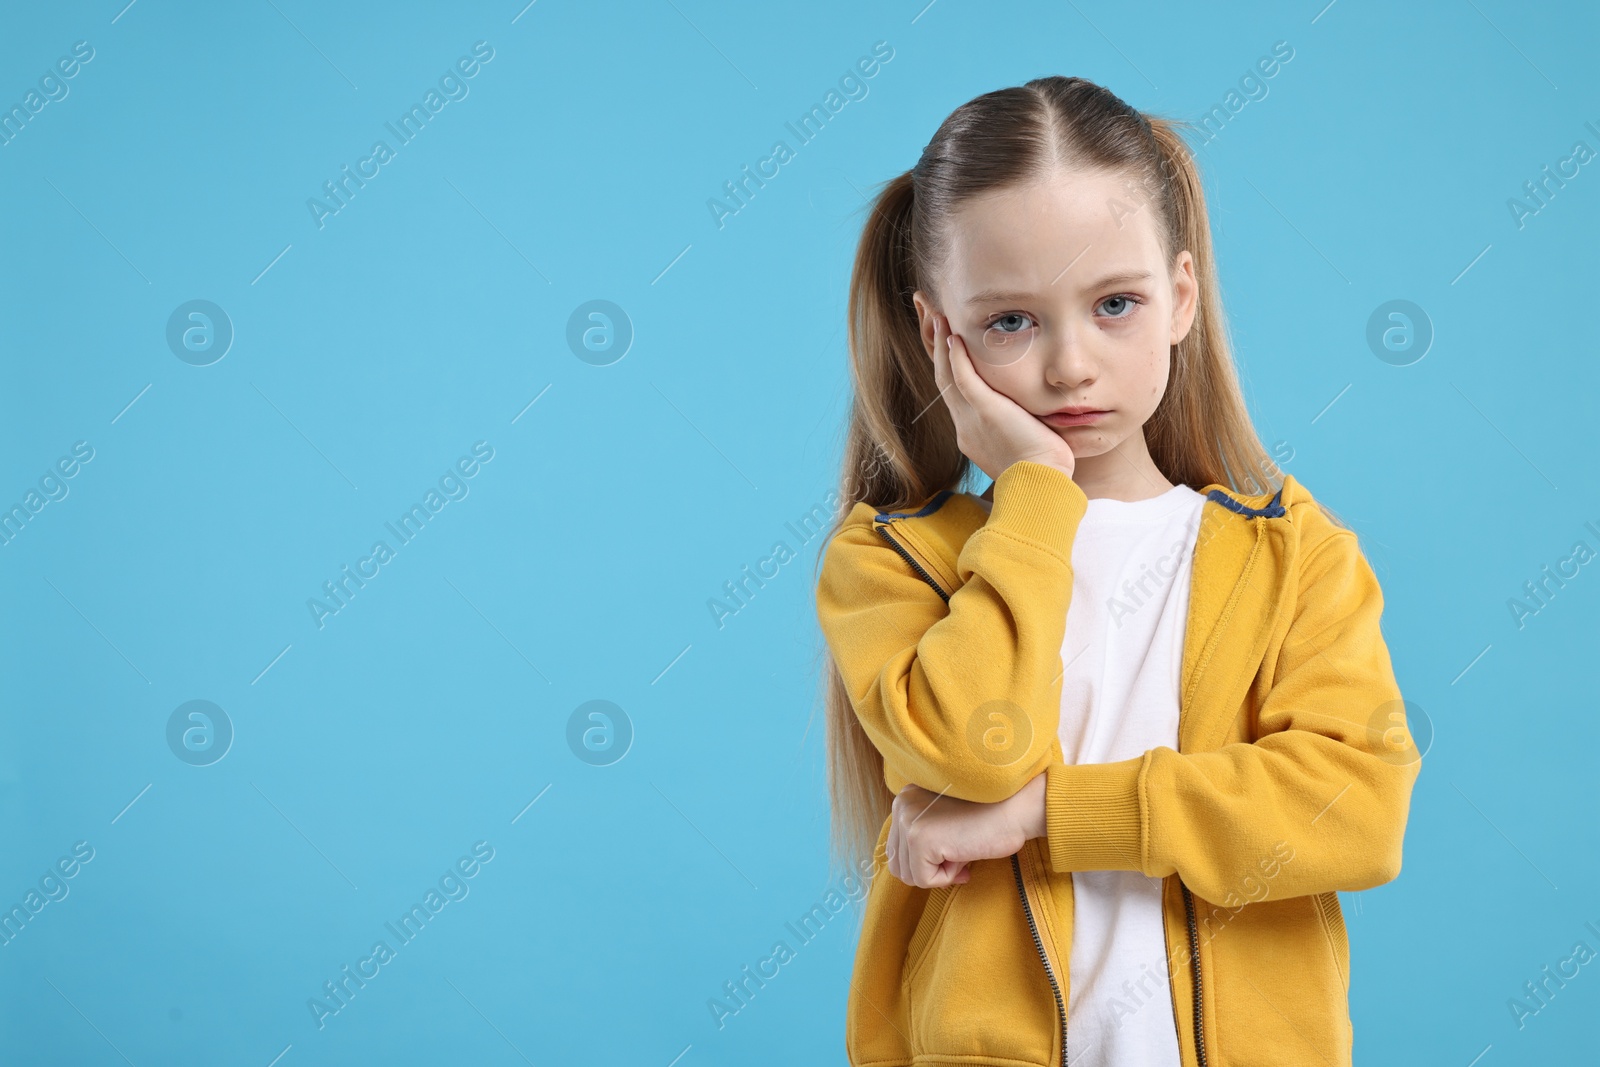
2, 1, 1596, 1063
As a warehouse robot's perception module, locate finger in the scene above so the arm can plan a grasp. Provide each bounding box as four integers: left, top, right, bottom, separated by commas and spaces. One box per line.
915, 316, 962, 431
929, 314, 950, 395
944, 330, 983, 406
936, 318, 977, 420
905, 821, 939, 889
911, 845, 947, 889
940, 858, 972, 888
934, 319, 953, 403
949, 331, 1011, 436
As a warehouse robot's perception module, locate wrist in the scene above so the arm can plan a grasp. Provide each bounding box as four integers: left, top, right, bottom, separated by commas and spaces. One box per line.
1009, 773, 1049, 841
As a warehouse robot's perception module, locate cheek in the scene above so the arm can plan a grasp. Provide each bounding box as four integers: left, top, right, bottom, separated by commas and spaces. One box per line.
973, 361, 1029, 401
1146, 350, 1172, 397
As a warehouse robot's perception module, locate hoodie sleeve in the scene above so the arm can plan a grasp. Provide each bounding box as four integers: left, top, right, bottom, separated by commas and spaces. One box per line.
1041, 523, 1422, 901
815, 460, 1088, 804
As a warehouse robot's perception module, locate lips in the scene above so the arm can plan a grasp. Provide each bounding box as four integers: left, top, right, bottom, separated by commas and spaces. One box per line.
1040, 408, 1108, 426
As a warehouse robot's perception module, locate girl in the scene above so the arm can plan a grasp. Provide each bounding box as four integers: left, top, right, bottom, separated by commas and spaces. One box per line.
813, 76, 1421, 1067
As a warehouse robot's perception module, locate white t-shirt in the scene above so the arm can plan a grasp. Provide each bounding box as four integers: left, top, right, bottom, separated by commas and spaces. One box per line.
976, 480, 1205, 1066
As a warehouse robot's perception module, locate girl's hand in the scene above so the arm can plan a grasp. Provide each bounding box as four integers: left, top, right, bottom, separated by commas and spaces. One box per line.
929, 313, 1077, 483
886, 775, 1047, 889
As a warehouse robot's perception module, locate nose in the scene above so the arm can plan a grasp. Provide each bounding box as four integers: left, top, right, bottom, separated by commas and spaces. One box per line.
1039, 324, 1096, 392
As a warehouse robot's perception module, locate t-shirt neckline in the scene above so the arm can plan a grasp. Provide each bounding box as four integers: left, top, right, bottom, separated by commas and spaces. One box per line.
973, 482, 1199, 521
1082, 482, 1200, 522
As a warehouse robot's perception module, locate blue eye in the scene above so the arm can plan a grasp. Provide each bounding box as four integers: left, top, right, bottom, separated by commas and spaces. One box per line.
1099, 295, 1140, 318
985, 313, 1035, 334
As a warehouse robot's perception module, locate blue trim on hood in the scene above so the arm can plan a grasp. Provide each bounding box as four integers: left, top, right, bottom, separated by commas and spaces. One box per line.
874, 489, 955, 524
874, 483, 1286, 525
1206, 486, 1286, 518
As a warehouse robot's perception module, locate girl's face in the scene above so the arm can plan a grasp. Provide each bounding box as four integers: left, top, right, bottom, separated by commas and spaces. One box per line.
913, 166, 1198, 474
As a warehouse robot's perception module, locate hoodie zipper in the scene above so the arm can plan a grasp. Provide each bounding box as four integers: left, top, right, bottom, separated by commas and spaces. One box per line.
873, 525, 950, 605
1181, 882, 1209, 1067
1174, 686, 1209, 1065
1012, 850, 1068, 1067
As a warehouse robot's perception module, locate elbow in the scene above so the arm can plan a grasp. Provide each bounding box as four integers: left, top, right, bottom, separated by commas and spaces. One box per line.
1347, 848, 1402, 892
1336, 820, 1409, 892
1338, 757, 1418, 891
1374, 823, 1410, 887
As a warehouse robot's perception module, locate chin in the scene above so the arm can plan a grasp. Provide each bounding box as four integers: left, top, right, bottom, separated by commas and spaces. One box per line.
1053, 428, 1119, 455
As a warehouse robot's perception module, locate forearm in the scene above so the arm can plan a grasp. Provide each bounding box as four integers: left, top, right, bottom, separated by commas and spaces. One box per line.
819, 462, 1090, 803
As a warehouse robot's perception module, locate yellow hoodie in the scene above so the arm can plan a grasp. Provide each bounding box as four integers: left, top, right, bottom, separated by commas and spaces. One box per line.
814, 459, 1421, 1067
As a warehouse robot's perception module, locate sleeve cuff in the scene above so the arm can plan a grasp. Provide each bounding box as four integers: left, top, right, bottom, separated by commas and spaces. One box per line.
983, 460, 1088, 561
1044, 754, 1147, 874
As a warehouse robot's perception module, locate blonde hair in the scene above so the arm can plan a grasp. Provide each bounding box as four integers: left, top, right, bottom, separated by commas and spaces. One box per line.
811, 75, 1344, 885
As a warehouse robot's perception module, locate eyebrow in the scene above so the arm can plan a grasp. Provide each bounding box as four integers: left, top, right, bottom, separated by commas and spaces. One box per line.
964, 269, 1155, 306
